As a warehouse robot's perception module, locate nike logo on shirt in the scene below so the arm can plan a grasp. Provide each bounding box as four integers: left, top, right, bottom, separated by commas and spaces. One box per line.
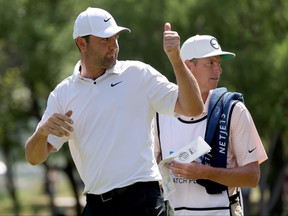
111, 81, 123, 87
248, 147, 256, 153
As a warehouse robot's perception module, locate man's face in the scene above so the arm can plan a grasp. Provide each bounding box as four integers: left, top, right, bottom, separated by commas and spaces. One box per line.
190, 56, 222, 95
85, 34, 120, 70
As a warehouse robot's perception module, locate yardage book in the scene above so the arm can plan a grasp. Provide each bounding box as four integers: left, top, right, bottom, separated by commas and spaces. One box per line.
158, 136, 211, 198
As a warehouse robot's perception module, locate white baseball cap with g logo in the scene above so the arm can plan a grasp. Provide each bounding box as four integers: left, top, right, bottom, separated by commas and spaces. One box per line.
180, 35, 235, 60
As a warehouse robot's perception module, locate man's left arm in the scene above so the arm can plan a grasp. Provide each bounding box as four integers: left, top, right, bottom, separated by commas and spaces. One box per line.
163, 23, 203, 117
165, 160, 260, 188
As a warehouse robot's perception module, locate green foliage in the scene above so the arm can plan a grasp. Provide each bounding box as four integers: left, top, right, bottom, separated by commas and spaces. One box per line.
0, 0, 287, 171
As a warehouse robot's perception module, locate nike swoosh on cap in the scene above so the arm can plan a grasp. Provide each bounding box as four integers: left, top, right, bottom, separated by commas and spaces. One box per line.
104, 17, 111, 22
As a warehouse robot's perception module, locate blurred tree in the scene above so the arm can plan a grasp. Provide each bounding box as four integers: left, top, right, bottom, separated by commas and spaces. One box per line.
0, 0, 85, 215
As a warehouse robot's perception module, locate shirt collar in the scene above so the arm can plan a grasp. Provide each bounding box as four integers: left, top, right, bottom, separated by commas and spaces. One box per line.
72, 60, 122, 81
73, 60, 122, 78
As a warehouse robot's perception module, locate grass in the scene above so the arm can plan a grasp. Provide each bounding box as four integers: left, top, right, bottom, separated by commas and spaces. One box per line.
0, 165, 82, 216
0, 182, 51, 215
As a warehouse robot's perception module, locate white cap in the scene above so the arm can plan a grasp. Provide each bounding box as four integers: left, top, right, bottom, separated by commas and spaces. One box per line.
180, 35, 235, 60
73, 7, 131, 39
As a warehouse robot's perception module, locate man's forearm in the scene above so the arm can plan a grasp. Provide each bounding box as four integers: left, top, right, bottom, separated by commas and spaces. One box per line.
25, 132, 50, 165
203, 162, 260, 188
171, 56, 203, 116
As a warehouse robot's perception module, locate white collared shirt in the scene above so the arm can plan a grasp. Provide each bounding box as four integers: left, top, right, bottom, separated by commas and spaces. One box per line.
38, 60, 179, 194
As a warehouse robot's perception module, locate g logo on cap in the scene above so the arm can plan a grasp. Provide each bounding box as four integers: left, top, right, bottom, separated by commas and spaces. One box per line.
210, 38, 219, 50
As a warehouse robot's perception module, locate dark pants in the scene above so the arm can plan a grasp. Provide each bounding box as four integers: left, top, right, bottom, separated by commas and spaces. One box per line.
82, 181, 166, 216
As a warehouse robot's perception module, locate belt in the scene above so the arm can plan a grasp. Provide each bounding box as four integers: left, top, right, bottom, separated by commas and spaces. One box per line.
86, 181, 159, 203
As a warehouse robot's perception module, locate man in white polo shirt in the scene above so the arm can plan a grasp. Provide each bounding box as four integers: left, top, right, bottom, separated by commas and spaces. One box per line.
25, 7, 203, 216
155, 35, 268, 215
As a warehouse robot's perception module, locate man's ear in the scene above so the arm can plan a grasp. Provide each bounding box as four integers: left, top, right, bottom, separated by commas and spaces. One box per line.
75, 37, 87, 51
185, 60, 194, 70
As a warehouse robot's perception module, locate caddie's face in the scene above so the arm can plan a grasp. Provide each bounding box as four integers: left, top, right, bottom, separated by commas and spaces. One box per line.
190, 56, 222, 96
85, 34, 120, 70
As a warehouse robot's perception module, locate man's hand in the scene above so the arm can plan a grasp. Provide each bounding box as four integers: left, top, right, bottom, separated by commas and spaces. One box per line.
165, 160, 205, 179
163, 22, 181, 59
37, 110, 74, 138
25, 110, 74, 165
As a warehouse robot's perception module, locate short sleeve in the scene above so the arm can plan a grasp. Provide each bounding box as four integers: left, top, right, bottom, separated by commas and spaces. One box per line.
229, 102, 268, 167
144, 65, 178, 116
37, 90, 70, 151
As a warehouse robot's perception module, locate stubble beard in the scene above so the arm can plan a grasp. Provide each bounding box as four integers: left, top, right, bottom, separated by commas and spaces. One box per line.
102, 52, 118, 69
